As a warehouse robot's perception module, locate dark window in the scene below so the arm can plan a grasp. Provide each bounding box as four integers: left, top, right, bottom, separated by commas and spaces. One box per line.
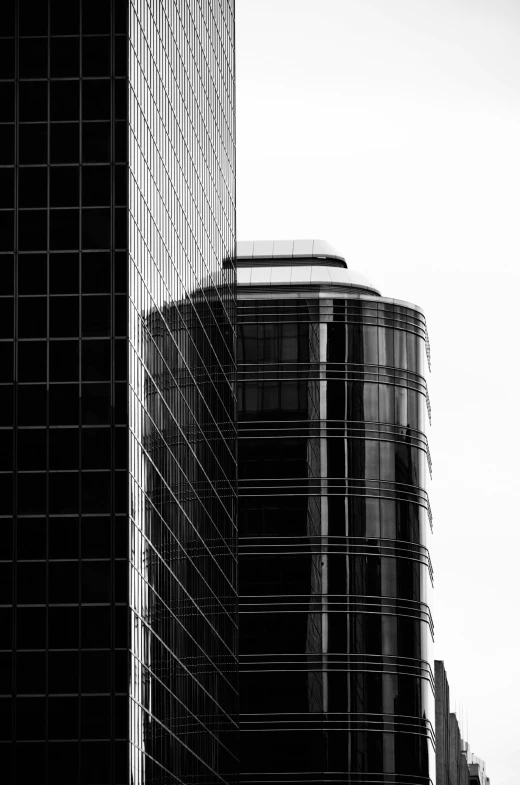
50, 123, 79, 164
114, 338, 126, 379
82, 340, 111, 381
81, 697, 110, 739
82, 209, 111, 249
0, 82, 15, 122
81, 651, 110, 693
114, 207, 127, 248
18, 385, 47, 426
0, 608, 13, 650
82, 166, 111, 207
17, 607, 46, 649
17, 518, 46, 560
81, 383, 111, 425
82, 296, 111, 337
81, 561, 111, 603
82, 742, 112, 783
82, 0, 111, 35
0, 212, 14, 250
0, 562, 13, 603
82, 252, 111, 292
114, 165, 127, 206
0, 125, 15, 165
18, 341, 46, 382
19, 124, 47, 165
16, 697, 46, 740
81, 606, 110, 648
48, 742, 79, 784
48, 607, 79, 649
114, 121, 127, 162
115, 36, 128, 77
82, 472, 111, 513
0, 343, 13, 382
83, 80, 111, 120
0, 429, 13, 471
19, 82, 48, 122
0, 652, 12, 694
49, 253, 79, 294
50, 37, 80, 78
50, 0, 80, 35
16, 652, 46, 694
18, 210, 47, 251
49, 296, 80, 337
0, 169, 14, 208
18, 254, 47, 295
0, 39, 15, 79
0, 385, 14, 425
48, 517, 79, 559
49, 562, 79, 603
48, 651, 79, 694
49, 384, 79, 425
0, 298, 14, 338
49, 428, 79, 470
114, 560, 127, 602
82, 122, 111, 163
19, 37, 48, 79
50, 167, 79, 207
81, 517, 111, 559
48, 697, 79, 740
18, 297, 47, 338
114, 382, 126, 424
48, 471, 79, 513
19, 167, 47, 208
50, 209, 80, 250
81, 428, 111, 469
114, 252, 127, 293
17, 473, 46, 514
19, 0, 48, 36
17, 562, 46, 604
114, 428, 126, 469
114, 80, 127, 119
83, 37, 111, 77
17, 429, 46, 470
49, 340, 79, 381
50, 81, 80, 121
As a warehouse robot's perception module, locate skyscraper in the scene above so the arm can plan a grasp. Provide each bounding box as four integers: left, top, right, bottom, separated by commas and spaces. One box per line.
236, 240, 434, 784
0, 1, 237, 783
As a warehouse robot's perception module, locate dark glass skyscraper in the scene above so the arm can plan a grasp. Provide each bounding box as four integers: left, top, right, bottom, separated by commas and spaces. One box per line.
0, 1, 237, 783
236, 241, 434, 784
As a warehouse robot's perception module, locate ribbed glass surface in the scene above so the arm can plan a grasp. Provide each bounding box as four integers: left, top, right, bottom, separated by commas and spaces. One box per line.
238, 295, 434, 784
128, 0, 238, 783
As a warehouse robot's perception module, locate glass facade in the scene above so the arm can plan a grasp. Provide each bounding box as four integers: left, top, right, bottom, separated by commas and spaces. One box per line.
0, 1, 237, 783
237, 259, 434, 784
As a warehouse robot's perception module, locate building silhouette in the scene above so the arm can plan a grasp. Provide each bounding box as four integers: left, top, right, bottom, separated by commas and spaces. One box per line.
435, 661, 490, 785
0, 1, 237, 783
236, 240, 435, 784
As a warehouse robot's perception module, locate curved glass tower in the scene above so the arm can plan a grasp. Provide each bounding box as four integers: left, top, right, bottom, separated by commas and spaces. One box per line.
237, 241, 434, 785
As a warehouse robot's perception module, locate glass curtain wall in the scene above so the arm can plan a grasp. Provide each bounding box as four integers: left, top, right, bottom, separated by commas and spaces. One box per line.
128, 0, 238, 783
238, 293, 434, 784
0, 1, 237, 783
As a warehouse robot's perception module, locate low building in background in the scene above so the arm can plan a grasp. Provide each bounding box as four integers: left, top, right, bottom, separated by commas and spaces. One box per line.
435, 661, 490, 785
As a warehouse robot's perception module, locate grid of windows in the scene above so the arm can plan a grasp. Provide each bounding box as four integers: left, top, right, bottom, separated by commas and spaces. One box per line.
237, 293, 434, 784
0, 2, 129, 783
128, 0, 237, 783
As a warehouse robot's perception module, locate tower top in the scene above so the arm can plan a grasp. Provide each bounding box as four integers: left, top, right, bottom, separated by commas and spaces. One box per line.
235, 239, 347, 268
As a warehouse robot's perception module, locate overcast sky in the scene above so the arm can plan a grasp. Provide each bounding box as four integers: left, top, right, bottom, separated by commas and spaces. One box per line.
236, 1, 520, 781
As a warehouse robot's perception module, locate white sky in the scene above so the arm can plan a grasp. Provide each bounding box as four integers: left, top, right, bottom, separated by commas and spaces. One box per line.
236, 1, 520, 782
